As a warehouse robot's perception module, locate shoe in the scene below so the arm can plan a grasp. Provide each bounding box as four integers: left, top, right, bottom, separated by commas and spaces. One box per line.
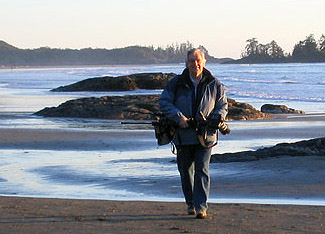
196, 209, 207, 219
187, 207, 196, 215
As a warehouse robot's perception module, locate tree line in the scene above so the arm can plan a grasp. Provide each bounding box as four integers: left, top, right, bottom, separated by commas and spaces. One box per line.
2, 35, 324, 66
236, 34, 325, 63
0, 40, 229, 67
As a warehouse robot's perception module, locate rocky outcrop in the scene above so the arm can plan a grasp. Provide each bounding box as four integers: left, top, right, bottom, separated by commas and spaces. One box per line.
211, 137, 325, 163
34, 95, 160, 120
261, 104, 305, 114
48, 71, 274, 120
34, 95, 270, 121
228, 98, 269, 120
51, 73, 176, 92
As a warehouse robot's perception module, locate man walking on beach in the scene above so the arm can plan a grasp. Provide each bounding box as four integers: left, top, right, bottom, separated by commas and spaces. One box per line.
159, 48, 228, 219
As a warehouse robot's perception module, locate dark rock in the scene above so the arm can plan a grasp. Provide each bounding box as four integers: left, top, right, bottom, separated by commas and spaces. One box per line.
261, 104, 305, 114
128, 73, 176, 89
34, 95, 160, 120
34, 95, 270, 121
51, 72, 176, 92
228, 98, 270, 120
52, 76, 137, 91
211, 137, 325, 163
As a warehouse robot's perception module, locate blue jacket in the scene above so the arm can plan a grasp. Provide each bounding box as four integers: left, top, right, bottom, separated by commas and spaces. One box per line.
159, 68, 228, 145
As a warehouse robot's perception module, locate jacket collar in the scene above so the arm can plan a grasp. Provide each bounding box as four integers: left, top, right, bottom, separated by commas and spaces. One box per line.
177, 68, 214, 88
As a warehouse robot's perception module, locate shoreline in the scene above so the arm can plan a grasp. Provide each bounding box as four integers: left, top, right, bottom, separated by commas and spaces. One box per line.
0, 114, 324, 204
0, 114, 324, 210
2, 62, 325, 70
3, 193, 325, 207
0, 63, 185, 70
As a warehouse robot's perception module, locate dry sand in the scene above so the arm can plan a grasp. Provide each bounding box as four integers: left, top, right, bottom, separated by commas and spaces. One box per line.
0, 196, 324, 234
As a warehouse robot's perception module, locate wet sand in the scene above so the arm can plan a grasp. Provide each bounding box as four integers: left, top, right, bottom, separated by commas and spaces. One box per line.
0, 114, 324, 233
0, 128, 154, 150
0, 196, 324, 234
0, 114, 324, 201
0, 113, 324, 151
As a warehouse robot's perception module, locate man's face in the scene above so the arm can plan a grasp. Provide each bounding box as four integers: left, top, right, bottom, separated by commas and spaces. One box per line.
187, 52, 206, 78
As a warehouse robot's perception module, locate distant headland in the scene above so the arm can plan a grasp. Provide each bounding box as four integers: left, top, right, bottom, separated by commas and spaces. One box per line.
0, 40, 232, 67
1, 34, 325, 67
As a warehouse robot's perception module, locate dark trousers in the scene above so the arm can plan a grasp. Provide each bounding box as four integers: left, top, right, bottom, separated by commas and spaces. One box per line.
176, 144, 212, 211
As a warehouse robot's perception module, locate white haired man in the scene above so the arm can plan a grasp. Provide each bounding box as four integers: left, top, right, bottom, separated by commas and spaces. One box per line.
159, 48, 228, 219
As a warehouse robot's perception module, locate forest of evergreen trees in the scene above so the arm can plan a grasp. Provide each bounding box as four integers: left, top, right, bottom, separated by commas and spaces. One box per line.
0, 41, 230, 67
233, 34, 325, 63
1, 35, 325, 66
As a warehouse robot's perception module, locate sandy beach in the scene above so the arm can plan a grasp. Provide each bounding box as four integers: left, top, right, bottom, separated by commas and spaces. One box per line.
0, 114, 324, 233
0, 196, 324, 234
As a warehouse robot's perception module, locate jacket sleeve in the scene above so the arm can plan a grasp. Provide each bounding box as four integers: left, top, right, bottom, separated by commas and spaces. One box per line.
209, 83, 228, 121
158, 76, 184, 124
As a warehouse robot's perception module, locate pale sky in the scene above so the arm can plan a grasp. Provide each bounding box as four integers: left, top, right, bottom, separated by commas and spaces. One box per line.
1, 0, 324, 58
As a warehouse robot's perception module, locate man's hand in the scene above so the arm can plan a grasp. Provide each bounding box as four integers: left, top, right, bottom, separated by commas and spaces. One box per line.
178, 116, 189, 128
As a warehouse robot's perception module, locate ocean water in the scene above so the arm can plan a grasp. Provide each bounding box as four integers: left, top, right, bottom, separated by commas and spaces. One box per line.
0, 63, 324, 114
0, 63, 325, 204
